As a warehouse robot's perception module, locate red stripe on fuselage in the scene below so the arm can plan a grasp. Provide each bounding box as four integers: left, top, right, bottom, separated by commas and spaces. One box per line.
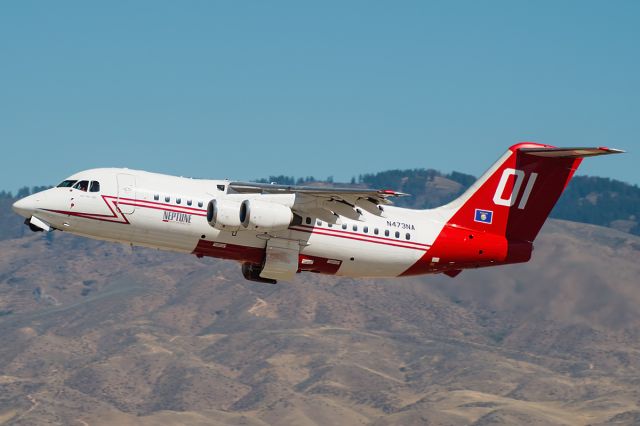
289, 225, 430, 251
117, 197, 206, 213
47, 194, 430, 252
44, 195, 206, 224
291, 224, 431, 247
117, 201, 207, 216
44, 195, 131, 224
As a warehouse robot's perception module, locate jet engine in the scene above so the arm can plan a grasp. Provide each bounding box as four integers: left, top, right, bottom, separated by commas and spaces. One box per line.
240, 199, 293, 231
207, 199, 242, 231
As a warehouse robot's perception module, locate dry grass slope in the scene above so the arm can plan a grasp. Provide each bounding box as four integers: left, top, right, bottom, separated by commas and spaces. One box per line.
0, 220, 639, 425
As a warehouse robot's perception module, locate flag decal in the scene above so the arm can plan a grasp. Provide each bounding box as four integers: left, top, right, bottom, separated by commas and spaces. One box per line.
474, 209, 493, 224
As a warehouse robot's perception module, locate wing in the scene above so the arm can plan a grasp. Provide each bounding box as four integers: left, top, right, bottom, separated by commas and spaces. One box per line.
228, 181, 408, 222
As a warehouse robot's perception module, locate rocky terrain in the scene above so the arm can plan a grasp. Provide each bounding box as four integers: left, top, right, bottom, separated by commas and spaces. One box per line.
0, 218, 639, 425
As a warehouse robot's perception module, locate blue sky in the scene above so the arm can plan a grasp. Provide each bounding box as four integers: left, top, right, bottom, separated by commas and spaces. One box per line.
1, 1, 638, 192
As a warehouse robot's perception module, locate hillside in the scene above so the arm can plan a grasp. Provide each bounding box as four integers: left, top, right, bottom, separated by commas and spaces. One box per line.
1, 172, 639, 425
0, 218, 640, 424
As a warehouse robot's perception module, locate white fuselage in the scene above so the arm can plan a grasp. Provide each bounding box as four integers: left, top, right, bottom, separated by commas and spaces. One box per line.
14, 168, 454, 279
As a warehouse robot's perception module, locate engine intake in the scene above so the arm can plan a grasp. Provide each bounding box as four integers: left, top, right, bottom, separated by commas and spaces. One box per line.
240, 199, 293, 231
207, 199, 242, 231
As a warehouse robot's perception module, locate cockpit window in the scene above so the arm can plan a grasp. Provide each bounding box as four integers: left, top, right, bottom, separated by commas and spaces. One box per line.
57, 180, 77, 188
73, 180, 89, 192
89, 181, 100, 192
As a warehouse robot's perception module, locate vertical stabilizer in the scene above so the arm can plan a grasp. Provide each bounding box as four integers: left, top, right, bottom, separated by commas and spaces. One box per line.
441, 143, 622, 242
401, 143, 623, 276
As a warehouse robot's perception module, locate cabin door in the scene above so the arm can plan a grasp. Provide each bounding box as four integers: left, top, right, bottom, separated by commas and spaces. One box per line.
117, 174, 136, 214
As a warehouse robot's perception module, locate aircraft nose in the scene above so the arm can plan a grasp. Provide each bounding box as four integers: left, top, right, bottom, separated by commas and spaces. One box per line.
12, 194, 39, 218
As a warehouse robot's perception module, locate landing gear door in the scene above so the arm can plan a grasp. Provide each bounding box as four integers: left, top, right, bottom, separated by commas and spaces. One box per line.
260, 238, 300, 282
117, 174, 136, 214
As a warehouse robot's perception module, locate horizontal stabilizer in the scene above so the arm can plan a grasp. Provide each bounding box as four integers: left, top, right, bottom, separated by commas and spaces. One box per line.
519, 146, 625, 158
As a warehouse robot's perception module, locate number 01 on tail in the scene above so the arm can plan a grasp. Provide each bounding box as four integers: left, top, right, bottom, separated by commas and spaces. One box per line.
493, 168, 538, 209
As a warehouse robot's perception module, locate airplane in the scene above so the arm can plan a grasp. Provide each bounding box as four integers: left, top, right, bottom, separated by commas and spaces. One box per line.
12, 143, 623, 284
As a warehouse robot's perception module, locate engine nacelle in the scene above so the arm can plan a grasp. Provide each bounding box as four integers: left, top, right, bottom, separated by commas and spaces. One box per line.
207, 199, 242, 231
240, 199, 293, 231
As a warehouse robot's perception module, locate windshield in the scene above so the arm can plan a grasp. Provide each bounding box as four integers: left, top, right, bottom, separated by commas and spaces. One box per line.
73, 180, 89, 192
57, 180, 77, 188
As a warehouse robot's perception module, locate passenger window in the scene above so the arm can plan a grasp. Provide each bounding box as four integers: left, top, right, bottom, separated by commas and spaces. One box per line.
316, 220, 322, 226
198, 201, 203, 208
328, 223, 333, 228
291, 214, 303, 226
363, 226, 368, 233
89, 181, 100, 192
352, 225, 358, 232
374, 228, 379, 235
342, 224, 347, 230
187, 199, 192, 206
154, 194, 159, 201
176, 198, 182, 204
73, 180, 89, 192
57, 180, 77, 188
305, 217, 311, 225
165, 196, 170, 203
385, 230, 390, 237
405, 233, 411, 240
395, 231, 400, 238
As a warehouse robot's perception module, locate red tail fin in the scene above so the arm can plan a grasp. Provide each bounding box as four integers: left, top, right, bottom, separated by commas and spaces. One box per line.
401, 143, 623, 277
444, 143, 622, 242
